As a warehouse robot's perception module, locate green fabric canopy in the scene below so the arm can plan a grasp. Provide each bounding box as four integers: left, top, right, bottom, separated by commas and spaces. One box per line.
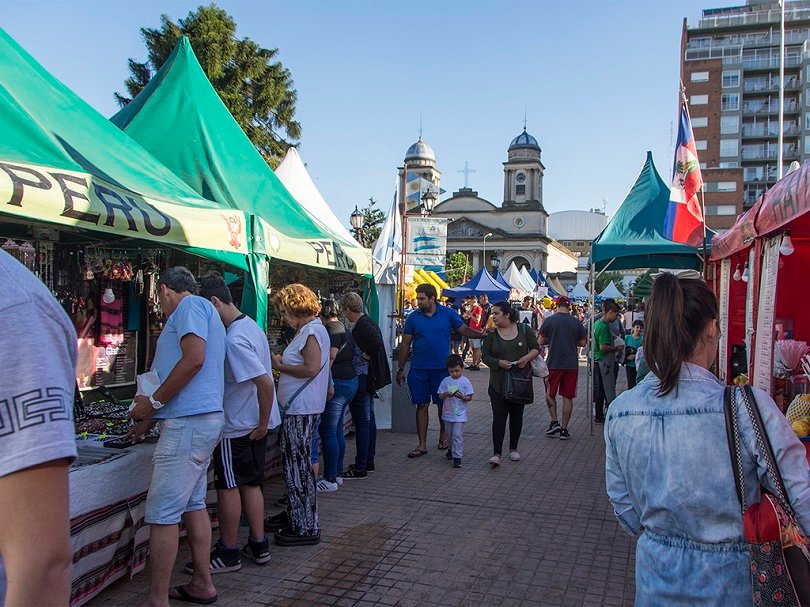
590, 152, 703, 271
0, 27, 252, 272
111, 37, 369, 278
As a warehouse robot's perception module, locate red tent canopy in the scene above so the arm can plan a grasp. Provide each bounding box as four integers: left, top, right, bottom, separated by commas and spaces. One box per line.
710, 198, 761, 260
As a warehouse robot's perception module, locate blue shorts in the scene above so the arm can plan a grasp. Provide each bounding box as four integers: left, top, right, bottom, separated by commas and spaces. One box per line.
145, 411, 224, 525
407, 368, 446, 406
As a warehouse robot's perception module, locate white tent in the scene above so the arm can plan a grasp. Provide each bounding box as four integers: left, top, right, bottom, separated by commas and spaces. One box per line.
569, 281, 590, 300
599, 281, 625, 300
503, 262, 534, 292
519, 266, 537, 292
275, 148, 361, 245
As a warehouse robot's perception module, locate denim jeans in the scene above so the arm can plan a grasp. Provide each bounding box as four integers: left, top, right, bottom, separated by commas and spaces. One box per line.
349, 374, 376, 471
318, 376, 358, 480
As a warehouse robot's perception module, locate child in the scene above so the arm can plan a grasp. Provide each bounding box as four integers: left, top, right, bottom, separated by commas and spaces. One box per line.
624, 320, 644, 389
437, 354, 474, 468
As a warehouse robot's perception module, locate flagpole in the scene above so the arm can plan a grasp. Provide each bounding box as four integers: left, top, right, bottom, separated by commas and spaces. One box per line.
399, 163, 408, 317
699, 186, 708, 278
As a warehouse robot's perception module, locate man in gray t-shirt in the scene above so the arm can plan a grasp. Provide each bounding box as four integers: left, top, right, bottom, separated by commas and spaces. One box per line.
0, 249, 77, 605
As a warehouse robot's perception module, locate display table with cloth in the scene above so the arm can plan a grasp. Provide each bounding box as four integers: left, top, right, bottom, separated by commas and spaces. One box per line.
68, 443, 218, 606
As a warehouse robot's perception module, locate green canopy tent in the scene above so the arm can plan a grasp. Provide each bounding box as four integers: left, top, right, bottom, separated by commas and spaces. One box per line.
0, 27, 252, 267
111, 37, 371, 328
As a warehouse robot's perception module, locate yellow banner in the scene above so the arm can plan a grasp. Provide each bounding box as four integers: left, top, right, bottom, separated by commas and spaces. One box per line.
257, 217, 371, 275
0, 161, 250, 255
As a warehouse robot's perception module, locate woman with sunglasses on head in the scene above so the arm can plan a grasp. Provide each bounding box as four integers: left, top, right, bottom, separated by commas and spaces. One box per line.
605, 273, 810, 606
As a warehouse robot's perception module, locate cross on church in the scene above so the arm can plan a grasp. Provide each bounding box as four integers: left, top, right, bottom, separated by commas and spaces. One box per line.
457, 161, 476, 188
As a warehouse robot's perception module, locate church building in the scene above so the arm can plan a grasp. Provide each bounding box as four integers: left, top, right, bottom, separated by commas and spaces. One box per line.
399, 129, 552, 275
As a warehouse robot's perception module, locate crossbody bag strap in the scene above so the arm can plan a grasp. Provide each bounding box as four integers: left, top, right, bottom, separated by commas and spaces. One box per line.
724, 386, 747, 511
280, 357, 329, 414
741, 385, 795, 518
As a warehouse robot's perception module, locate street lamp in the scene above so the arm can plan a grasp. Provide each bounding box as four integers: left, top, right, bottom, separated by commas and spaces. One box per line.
483, 232, 493, 272
350, 205, 364, 243
421, 188, 438, 216
490, 255, 500, 271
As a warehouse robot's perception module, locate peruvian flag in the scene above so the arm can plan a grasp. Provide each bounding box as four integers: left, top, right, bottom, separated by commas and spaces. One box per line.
664, 102, 705, 248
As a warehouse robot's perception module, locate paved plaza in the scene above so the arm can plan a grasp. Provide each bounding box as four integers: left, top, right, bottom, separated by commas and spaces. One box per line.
88, 363, 636, 607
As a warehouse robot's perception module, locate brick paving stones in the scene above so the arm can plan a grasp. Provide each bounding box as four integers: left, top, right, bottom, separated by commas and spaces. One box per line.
85, 362, 636, 606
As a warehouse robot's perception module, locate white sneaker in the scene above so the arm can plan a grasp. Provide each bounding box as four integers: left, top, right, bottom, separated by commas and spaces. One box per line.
509, 451, 521, 461
316, 478, 338, 493
335, 476, 344, 486
488, 455, 501, 467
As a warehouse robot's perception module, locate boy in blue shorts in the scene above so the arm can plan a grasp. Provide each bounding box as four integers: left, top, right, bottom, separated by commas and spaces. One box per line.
438, 354, 474, 468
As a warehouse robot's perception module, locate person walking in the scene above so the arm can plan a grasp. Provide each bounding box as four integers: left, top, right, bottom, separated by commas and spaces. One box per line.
339, 292, 391, 478
265, 284, 330, 546
593, 300, 623, 423
438, 354, 474, 468
467, 296, 484, 370
623, 320, 644, 390
397, 284, 482, 458
0, 250, 77, 607
126, 266, 226, 606
481, 301, 540, 465
316, 298, 358, 492
196, 273, 280, 573
605, 273, 810, 606
538, 296, 587, 440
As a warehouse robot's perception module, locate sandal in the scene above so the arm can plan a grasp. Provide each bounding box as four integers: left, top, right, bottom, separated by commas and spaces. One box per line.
437, 438, 449, 450
169, 585, 218, 605
407, 448, 428, 458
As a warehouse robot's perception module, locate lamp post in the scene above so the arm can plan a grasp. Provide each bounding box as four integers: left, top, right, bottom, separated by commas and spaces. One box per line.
420, 187, 438, 216
350, 205, 364, 245
482, 232, 493, 273
490, 254, 500, 276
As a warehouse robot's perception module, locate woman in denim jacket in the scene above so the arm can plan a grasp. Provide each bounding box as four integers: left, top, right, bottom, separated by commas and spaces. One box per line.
605, 273, 810, 606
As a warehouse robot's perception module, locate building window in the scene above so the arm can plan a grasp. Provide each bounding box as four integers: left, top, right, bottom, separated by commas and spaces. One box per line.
717, 181, 737, 192
719, 161, 739, 169
691, 94, 709, 105
805, 113, 810, 130
700, 162, 708, 169
515, 184, 525, 196
692, 116, 708, 128
705, 204, 738, 216
691, 71, 710, 82
721, 93, 740, 111
695, 140, 708, 151
720, 116, 739, 134
720, 139, 739, 157
744, 166, 764, 181
722, 70, 740, 88
804, 135, 810, 155
576, 241, 584, 247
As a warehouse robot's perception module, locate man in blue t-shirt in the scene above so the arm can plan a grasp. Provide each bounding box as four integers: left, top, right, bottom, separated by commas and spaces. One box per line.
396, 284, 483, 458
127, 266, 225, 605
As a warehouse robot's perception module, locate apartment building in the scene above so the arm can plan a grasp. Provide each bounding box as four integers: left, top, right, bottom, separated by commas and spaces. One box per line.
682, 0, 810, 230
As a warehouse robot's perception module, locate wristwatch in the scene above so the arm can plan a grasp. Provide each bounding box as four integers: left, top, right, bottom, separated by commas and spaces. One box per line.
149, 395, 165, 410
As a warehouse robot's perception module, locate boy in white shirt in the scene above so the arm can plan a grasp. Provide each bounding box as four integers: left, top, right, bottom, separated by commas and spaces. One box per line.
437, 354, 474, 468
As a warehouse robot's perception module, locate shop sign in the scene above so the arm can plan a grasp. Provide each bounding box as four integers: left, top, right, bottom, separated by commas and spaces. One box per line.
756, 164, 810, 234
0, 161, 249, 255
406, 216, 448, 270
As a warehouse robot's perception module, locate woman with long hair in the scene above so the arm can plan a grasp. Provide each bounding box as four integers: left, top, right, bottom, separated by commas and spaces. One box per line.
264, 284, 330, 546
481, 301, 540, 466
605, 273, 810, 606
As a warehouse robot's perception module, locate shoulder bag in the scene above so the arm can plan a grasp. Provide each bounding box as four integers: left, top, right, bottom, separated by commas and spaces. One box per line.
280, 358, 329, 414
724, 385, 810, 606
502, 324, 534, 405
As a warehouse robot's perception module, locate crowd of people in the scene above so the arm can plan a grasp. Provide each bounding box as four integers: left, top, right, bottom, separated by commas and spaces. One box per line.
3, 248, 809, 607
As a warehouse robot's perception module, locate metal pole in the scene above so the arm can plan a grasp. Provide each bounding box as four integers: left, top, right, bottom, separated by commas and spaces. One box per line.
588, 263, 595, 437
483, 232, 492, 274
399, 165, 408, 316
778, 0, 785, 180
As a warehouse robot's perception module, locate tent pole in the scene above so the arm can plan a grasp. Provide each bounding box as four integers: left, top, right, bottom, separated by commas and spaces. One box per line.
700, 187, 708, 279
399, 164, 408, 316
588, 263, 595, 437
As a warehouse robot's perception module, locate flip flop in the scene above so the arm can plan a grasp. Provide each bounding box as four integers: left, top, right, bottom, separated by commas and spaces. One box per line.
437, 438, 449, 450
407, 448, 428, 458
169, 585, 218, 605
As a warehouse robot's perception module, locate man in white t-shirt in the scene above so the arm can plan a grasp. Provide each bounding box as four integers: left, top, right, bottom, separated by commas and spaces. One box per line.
197, 273, 280, 574
0, 250, 77, 606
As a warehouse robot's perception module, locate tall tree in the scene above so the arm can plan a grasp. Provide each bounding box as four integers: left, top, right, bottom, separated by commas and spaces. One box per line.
116, 3, 300, 166
445, 252, 470, 287
594, 270, 625, 295
355, 197, 384, 249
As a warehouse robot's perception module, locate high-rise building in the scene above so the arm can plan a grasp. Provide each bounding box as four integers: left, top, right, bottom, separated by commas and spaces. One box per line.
681, 0, 810, 230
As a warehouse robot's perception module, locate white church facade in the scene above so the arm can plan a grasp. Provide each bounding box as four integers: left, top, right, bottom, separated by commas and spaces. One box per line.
398, 129, 556, 275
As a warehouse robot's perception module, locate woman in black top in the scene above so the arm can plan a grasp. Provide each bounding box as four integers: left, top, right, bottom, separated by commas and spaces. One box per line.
315, 299, 359, 492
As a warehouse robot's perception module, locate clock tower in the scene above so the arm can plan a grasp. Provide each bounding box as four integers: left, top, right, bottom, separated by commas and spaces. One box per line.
503, 128, 544, 206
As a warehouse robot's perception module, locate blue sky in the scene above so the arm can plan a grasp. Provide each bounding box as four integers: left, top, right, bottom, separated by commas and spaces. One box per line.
4, 0, 718, 229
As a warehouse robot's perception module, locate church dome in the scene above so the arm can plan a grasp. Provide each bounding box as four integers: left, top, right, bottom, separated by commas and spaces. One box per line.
509, 128, 540, 151
405, 137, 436, 162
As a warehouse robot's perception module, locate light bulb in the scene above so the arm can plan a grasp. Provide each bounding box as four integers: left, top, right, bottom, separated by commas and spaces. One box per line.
779, 232, 794, 256
102, 287, 116, 304
733, 264, 742, 281
741, 262, 750, 283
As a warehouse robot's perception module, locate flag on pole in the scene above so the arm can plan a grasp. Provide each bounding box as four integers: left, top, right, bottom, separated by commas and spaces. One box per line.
405, 171, 445, 210
372, 190, 401, 284
664, 102, 705, 248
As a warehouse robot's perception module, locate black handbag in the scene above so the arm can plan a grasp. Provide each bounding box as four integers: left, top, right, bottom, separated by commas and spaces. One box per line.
503, 365, 533, 404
